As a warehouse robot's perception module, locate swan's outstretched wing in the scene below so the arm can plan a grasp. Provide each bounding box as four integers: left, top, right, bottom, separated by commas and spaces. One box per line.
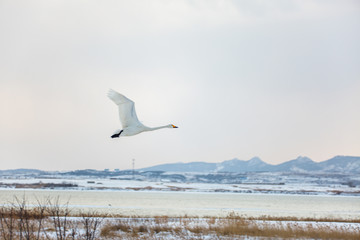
107, 89, 142, 128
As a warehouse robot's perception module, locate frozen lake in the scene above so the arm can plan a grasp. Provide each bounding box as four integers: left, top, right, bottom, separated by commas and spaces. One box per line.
0, 189, 359, 219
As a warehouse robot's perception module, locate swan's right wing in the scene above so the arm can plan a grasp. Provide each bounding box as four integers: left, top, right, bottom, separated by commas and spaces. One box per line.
107, 89, 142, 128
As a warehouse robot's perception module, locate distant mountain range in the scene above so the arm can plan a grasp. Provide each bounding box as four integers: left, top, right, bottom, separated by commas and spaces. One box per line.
1, 156, 359, 175
0, 168, 47, 175
140, 156, 360, 173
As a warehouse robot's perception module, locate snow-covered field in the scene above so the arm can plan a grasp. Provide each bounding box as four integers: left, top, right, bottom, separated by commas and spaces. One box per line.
1, 176, 359, 239
0, 176, 359, 196
1, 188, 359, 219
95, 217, 360, 239
1, 175, 359, 219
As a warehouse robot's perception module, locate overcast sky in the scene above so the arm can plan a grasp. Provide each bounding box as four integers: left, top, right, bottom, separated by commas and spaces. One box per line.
1, 0, 359, 171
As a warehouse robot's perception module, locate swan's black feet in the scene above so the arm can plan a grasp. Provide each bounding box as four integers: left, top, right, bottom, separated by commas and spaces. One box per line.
111, 130, 123, 138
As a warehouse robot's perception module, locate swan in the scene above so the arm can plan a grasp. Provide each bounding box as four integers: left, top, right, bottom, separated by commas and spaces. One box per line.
107, 89, 178, 138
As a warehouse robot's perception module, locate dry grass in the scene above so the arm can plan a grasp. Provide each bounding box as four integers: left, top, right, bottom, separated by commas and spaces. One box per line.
0, 197, 359, 239
100, 222, 131, 238
0, 196, 105, 240
208, 218, 360, 239
99, 215, 360, 240
245, 215, 360, 223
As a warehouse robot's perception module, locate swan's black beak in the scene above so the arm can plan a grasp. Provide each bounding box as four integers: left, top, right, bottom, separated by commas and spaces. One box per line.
172, 125, 178, 128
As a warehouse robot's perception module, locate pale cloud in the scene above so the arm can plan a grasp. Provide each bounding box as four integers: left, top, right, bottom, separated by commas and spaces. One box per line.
0, 0, 359, 170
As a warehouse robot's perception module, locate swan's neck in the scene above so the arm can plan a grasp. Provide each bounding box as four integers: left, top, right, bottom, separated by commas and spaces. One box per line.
144, 125, 170, 131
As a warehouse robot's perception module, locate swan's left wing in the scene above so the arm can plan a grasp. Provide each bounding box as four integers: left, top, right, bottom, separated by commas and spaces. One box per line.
107, 89, 142, 128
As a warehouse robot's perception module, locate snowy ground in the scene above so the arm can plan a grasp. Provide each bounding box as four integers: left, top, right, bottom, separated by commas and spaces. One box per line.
1, 175, 359, 239
0, 176, 359, 196
60, 217, 360, 239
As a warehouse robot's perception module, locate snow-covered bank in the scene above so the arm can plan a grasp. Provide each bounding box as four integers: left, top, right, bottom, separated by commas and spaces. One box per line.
1, 189, 359, 219
1, 177, 359, 196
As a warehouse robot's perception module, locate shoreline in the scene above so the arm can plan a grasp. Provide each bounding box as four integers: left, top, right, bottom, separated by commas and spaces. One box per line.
1, 189, 359, 219
1, 179, 359, 196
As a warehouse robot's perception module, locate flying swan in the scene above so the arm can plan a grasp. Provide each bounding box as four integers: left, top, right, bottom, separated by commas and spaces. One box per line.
107, 89, 178, 138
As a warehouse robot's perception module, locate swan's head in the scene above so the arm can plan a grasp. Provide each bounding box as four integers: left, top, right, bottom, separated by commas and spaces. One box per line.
170, 124, 178, 128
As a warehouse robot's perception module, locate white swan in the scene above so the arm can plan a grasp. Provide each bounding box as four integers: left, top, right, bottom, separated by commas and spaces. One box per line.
107, 89, 178, 138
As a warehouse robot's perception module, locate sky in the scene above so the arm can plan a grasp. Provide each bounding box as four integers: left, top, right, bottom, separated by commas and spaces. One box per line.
0, 0, 359, 171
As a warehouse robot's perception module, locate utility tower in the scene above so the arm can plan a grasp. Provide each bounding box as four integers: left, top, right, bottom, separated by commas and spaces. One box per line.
132, 159, 135, 180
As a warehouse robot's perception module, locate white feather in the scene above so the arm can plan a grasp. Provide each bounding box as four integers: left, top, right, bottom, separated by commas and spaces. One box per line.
107, 89, 178, 137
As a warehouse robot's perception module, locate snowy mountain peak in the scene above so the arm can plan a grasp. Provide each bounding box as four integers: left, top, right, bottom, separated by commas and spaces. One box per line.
294, 156, 313, 162
137, 155, 360, 173
247, 157, 264, 165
